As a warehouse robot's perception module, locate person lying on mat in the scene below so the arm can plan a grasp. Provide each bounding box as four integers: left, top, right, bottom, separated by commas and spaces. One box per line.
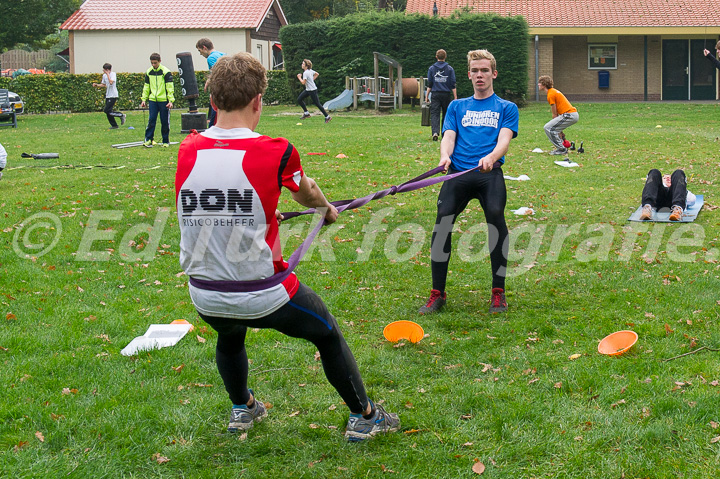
639, 169, 696, 221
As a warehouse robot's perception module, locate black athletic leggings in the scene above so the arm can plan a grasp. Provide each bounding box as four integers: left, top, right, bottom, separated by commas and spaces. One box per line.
430, 167, 508, 291
641, 169, 687, 210
198, 283, 368, 413
103, 97, 123, 127
297, 89, 329, 117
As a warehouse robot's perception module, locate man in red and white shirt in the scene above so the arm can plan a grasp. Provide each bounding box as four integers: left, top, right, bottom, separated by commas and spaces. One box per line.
175, 52, 398, 441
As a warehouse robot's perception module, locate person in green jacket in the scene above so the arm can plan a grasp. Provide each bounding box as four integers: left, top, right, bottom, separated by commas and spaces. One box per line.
140, 53, 175, 148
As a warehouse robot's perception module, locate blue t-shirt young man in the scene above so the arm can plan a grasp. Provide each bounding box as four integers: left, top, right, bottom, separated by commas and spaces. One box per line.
419, 49, 519, 316
196, 38, 226, 127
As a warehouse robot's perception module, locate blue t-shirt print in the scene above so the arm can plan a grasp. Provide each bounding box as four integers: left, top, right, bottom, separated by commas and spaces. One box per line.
442, 94, 519, 171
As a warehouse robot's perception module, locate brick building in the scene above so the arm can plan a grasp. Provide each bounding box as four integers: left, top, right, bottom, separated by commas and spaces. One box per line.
406, 0, 720, 101
61, 0, 286, 74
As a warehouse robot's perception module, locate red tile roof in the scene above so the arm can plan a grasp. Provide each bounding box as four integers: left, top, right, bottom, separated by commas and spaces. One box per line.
406, 0, 720, 27
61, 0, 286, 30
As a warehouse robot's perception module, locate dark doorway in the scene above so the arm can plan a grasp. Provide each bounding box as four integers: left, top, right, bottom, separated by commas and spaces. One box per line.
691, 39, 715, 100
663, 39, 716, 100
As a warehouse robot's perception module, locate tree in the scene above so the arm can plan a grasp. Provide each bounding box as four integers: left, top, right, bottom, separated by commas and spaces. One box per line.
41, 30, 70, 72
0, 0, 81, 52
282, 0, 349, 23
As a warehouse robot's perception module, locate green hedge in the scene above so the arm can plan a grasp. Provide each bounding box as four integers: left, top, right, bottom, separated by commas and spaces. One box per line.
0, 70, 293, 114
280, 11, 529, 105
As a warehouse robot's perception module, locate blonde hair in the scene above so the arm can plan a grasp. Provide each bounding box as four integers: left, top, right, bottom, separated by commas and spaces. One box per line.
208, 53, 267, 111
302, 59, 313, 69
467, 49, 496, 72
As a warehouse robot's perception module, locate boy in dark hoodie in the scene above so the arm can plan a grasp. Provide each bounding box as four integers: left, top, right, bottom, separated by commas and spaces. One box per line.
426, 49, 457, 141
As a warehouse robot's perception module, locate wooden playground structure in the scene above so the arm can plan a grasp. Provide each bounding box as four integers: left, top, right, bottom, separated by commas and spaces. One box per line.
339, 52, 426, 112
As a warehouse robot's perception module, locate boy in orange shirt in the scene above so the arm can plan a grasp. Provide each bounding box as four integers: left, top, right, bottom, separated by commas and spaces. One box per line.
538, 76, 579, 155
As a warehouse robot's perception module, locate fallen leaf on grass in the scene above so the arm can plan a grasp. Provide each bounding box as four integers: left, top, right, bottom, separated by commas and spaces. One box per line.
173, 364, 185, 373
403, 429, 421, 435
664, 324, 673, 335
62, 388, 78, 395
152, 453, 170, 464
710, 421, 719, 429
462, 442, 474, 447
554, 382, 563, 389
611, 399, 626, 408
568, 354, 582, 360
472, 461, 485, 474
6, 313, 17, 321
309, 423, 319, 429
13, 441, 28, 452
196, 335, 206, 343
711, 436, 720, 444
35, 431, 45, 442
289, 411, 300, 417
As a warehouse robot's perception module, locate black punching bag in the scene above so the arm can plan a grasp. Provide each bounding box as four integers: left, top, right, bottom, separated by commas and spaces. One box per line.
176, 52, 207, 132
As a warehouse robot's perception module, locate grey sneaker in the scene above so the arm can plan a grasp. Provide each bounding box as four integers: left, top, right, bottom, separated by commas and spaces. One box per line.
418, 289, 446, 315
489, 288, 507, 313
639, 204, 653, 221
345, 402, 400, 442
300, 112, 310, 119
550, 148, 568, 155
228, 391, 268, 432
121, 114, 126, 126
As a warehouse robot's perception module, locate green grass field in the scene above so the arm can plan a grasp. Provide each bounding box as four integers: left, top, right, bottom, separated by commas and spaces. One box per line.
1, 102, 720, 478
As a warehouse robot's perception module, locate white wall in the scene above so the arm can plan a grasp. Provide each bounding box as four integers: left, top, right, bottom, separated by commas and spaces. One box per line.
71, 29, 252, 74
250, 39, 276, 70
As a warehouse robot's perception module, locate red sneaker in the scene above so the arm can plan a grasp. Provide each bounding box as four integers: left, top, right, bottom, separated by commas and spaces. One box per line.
489, 288, 507, 313
418, 289, 446, 315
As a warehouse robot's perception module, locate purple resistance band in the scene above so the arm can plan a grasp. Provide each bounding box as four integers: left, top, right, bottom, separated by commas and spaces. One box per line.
189, 164, 483, 293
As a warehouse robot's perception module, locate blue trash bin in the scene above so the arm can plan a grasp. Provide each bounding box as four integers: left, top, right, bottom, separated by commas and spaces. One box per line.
598, 70, 610, 89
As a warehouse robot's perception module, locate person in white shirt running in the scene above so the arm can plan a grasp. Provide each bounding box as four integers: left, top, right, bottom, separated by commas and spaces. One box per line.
296, 59, 331, 123
92, 63, 126, 129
